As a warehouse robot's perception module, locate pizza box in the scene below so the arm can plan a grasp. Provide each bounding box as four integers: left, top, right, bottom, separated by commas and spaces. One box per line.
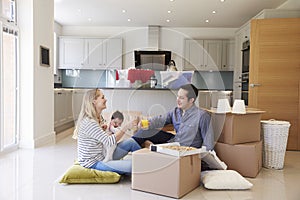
150, 142, 203, 157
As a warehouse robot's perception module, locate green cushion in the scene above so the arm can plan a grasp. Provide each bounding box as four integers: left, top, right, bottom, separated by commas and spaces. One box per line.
59, 163, 121, 184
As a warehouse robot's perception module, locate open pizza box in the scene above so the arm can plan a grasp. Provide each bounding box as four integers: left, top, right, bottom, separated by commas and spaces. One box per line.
150, 142, 227, 170
150, 142, 203, 157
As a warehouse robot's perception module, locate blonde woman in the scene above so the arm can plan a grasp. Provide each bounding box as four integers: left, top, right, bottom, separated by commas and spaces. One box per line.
74, 89, 141, 174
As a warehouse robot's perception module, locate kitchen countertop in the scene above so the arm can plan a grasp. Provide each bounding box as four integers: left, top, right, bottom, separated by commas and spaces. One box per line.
54, 86, 233, 91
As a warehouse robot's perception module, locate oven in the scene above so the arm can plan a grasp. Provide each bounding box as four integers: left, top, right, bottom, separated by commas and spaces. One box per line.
241, 40, 250, 105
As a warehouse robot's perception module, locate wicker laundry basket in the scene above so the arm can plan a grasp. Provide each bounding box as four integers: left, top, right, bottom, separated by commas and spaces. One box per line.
261, 120, 290, 169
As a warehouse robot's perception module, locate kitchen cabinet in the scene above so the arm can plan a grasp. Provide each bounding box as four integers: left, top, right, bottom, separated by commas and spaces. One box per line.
184, 39, 205, 71
184, 39, 233, 71
54, 89, 74, 128
59, 38, 85, 69
85, 38, 122, 69
249, 18, 300, 150
58, 37, 122, 69
203, 40, 222, 71
221, 40, 235, 71
72, 89, 86, 120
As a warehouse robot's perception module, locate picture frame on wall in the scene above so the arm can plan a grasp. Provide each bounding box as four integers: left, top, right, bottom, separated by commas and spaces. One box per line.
40, 45, 50, 67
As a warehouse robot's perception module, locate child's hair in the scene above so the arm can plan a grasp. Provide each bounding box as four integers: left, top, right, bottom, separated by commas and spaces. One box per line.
111, 110, 124, 121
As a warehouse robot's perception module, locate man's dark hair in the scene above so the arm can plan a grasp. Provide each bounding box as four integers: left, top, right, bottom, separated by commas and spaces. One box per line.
111, 110, 124, 121
180, 84, 198, 100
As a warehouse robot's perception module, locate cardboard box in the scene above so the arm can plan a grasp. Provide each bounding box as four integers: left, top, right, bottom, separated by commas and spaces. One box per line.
215, 141, 262, 178
132, 148, 201, 198
211, 111, 263, 144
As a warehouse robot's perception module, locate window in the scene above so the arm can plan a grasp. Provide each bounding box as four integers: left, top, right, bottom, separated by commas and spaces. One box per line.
53, 32, 57, 74
0, 0, 15, 23
0, 0, 18, 152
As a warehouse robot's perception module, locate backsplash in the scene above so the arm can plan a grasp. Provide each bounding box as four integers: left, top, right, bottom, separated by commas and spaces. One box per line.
60, 69, 233, 90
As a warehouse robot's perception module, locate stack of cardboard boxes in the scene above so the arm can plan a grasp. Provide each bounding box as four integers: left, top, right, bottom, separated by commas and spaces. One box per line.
211, 110, 264, 178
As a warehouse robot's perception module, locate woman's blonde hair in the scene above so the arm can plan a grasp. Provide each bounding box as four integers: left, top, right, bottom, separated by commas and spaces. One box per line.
72, 89, 104, 139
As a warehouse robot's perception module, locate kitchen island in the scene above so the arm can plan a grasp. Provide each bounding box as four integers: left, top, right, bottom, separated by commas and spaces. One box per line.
54, 87, 233, 133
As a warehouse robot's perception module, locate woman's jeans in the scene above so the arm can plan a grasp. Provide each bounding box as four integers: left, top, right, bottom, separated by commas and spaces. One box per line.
90, 138, 141, 174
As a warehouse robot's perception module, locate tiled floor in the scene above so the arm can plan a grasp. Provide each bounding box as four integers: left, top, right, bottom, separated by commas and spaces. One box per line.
1, 131, 300, 200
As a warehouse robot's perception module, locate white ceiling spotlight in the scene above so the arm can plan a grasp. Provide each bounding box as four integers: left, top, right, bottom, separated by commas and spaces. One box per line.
205, 19, 209, 23
212, 10, 217, 14
127, 18, 131, 22
122, 9, 126, 13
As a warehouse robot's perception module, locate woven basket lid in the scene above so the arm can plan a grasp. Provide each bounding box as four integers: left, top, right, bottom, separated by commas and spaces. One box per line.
261, 119, 290, 125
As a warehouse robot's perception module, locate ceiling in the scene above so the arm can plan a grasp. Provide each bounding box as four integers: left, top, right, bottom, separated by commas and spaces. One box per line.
54, 0, 288, 28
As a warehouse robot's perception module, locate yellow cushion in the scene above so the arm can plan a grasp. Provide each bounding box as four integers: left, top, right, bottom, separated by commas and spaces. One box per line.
59, 163, 121, 184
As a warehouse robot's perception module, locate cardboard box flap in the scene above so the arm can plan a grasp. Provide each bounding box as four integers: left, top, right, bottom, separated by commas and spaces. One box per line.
200, 150, 227, 170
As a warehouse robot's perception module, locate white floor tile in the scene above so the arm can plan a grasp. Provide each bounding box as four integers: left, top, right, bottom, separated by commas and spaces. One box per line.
0, 134, 300, 200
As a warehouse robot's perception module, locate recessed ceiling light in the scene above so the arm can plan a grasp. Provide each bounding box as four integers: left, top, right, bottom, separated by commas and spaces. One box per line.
220, 0, 225, 2
167, 10, 172, 14
127, 18, 131, 22
88, 18, 92, 22
170, 0, 174, 2
205, 19, 209, 23
166, 19, 170, 22
212, 10, 216, 14
122, 9, 126, 13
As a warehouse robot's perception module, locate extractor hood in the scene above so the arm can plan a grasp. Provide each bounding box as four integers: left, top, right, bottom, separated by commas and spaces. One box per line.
147, 25, 160, 50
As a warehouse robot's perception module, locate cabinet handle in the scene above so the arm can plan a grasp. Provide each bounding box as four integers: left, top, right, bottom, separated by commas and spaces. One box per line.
249, 83, 261, 88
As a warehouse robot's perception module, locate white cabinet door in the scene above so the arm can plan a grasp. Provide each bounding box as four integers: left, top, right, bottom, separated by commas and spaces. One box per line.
203, 40, 222, 71
72, 89, 86, 121
65, 90, 74, 122
58, 38, 85, 69
184, 39, 205, 70
54, 91, 64, 127
54, 90, 74, 128
105, 38, 122, 69
221, 40, 235, 71
85, 38, 104, 69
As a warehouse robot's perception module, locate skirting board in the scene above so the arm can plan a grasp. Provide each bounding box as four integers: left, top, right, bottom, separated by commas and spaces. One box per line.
19, 131, 56, 149
56, 127, 74, 142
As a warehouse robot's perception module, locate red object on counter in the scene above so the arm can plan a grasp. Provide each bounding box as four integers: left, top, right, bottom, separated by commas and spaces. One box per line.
127, 69, 154, 83
116, 70, 119, 80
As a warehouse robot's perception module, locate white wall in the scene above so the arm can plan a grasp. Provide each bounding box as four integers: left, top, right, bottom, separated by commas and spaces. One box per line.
278, 0, 300, 9
61, 26, 237, 70
18, 0, 34, 147
18, 0, 55, 148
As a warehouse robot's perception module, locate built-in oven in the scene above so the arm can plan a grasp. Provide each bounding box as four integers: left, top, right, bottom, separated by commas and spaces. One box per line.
241, 40, 250, 105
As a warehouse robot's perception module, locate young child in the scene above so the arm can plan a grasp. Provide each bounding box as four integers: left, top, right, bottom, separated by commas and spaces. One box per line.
102, 111, 124, 162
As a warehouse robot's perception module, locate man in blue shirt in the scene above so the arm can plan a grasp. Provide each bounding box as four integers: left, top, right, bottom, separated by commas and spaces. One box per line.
132, 84, 214, 151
